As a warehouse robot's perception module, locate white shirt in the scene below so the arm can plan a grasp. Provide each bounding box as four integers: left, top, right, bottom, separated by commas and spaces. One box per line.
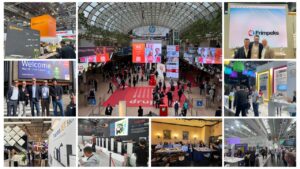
252, 91, 259, 103
10, 87, 19, 100
244, 47, 249, 58
251, 44, 259, 59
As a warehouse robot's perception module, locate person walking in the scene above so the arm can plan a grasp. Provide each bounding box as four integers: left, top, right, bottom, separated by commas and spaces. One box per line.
107, 82, 113, 94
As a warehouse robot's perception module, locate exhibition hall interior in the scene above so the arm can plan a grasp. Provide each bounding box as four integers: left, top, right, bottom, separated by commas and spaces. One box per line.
4, 61, 77, 117
224, 119, 296, 167
224, 61, 296, 117
78, 118, 149, 167
151, 118, 222, 167
78, 2, 222, 117
4, 118, 76, 167
4, 2, 76, 59
224, 2, 296, 59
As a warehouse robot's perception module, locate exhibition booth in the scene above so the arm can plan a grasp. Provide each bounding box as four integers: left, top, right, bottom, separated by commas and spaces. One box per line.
224, 61, 296, 117
4, 3, 76, 59
224, 3, 296, 59
4, 118, 76, 167
78, 119, 149, 167
151, 118, 222, 167
224, 119, 296, 167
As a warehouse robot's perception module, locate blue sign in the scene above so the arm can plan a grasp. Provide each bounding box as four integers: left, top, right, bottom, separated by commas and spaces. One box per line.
149, 25, 156, 33
196, 100, 203, 107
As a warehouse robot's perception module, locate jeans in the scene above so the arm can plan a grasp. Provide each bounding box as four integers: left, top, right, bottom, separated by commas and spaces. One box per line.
252, 102, 259, 117
18, 101, 26, 116
30, 99, 40, 116
7, 100, 18, 116
53, 99, 64, 116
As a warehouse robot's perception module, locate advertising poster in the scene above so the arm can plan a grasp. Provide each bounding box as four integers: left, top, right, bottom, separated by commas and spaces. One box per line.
18, 61, 70, 80
145, 43, 162, 63
273, 66, 287, 97
115, 119, 129, 136
196, 48, 222, 64
132, 43, 145, 63
229, 4, 287, 48
258, 72, 269, 100
156, 63, 166, 79
166, 45, 180, 78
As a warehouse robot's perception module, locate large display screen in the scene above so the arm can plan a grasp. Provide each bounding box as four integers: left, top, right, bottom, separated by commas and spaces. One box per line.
78, 46, 114, 63
132, 42, 162, 63
145, 43, 162, 63
18, 61, 70, 80
166, 45, 180, 78
5, 25, 40, 58
196, 48, 222, 64
115, 119, 128, 136
229, 4, 288, 48
258, 71, 270, 101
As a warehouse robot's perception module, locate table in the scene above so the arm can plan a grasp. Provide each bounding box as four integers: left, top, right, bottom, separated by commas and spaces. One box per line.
268, 99, 295, 116
224, 156, 244, 166
193, 147, 216, 161
155, 148, 183, 154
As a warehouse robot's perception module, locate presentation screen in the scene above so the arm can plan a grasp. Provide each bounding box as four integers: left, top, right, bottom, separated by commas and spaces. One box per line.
115, 119, 128, 136
18, 61, 70, 80
196, 48, 222, 64
229, 4, 288, 48
273, 66, 287, 96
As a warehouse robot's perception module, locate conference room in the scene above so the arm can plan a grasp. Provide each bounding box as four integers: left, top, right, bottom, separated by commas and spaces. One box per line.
224, 2, 296, 59
151, 118, 222, 167
224, 119, 296, 167
224, 61, 296, 117
78, 118, 149, 167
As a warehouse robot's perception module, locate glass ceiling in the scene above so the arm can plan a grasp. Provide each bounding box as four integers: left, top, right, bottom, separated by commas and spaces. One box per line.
79, 2, 221, 33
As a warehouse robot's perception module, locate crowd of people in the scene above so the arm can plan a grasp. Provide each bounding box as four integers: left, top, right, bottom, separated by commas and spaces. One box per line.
6, 78, 76, 116
228, 85, 296, 117
40, 40, 76, 59
234, 35, 274, 59
152, 140, 222, 166
4, 147, 48, 167
226, 147, 296, 167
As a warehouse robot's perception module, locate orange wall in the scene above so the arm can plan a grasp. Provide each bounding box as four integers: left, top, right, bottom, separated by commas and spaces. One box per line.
31, 15, 56, 37
151, 122, 222, 145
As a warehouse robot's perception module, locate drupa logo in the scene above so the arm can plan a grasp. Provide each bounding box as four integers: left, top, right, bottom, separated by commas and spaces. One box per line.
248, 29, 279, 36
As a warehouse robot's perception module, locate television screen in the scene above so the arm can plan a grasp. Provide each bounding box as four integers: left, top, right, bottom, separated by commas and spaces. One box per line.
145, 43, 162, 63
282, 139, 296, 147
115, 119, 128, 136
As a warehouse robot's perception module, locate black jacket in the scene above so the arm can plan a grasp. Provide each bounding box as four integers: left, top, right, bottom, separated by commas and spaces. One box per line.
60, 46, 76, 59
234, 46, 250, 59
50, 85, 64, 101
6, 86, 20, 101
28, 85, 41, 100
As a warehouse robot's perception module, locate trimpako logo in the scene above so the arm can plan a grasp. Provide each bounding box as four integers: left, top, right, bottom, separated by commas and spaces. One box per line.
248, 29, 280, 36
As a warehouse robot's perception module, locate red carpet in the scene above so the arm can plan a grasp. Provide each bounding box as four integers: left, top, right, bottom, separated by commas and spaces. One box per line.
102, 86, 187, 108
185, 73, 198, 87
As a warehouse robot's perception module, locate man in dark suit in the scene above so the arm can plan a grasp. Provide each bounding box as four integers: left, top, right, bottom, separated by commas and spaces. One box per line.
234, 38, 250, 59
28, 78, 41, 116
59, 41, 76, 59
234, 85, 248, 116
50, 78, 64, 116
6, 80, 19, 116
249, 35, 263, 59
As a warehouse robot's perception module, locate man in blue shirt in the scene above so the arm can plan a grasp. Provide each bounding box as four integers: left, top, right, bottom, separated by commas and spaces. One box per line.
41, 80, 50, 116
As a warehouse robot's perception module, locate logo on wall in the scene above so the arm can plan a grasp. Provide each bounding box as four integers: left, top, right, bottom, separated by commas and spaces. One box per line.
248, 29, 280, 36
149, 25, 156, 33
